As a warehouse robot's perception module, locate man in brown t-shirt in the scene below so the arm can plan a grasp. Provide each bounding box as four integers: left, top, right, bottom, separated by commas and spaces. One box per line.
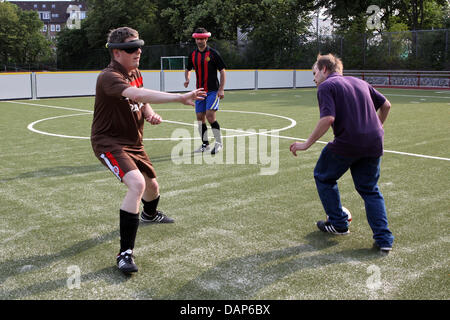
91, 27, 205, 274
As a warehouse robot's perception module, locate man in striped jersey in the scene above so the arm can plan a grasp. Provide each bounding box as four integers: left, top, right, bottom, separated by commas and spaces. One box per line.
184, 27, 227, 154
91, 27, 206, 274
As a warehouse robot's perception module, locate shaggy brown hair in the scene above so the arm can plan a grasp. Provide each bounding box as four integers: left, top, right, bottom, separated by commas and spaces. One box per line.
313, 53, 343, 75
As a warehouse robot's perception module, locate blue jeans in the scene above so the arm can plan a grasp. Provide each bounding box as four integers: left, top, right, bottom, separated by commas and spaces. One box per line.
314, 145, 394, 248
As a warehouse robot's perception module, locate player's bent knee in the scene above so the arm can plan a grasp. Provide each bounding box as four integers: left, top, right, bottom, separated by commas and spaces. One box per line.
146, 178, 159, 193
123, 170, 146, 194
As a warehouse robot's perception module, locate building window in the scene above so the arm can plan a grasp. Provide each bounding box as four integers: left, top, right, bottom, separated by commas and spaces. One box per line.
34, 4, 37, 8
52, 4, 56, 9
39, 12, 50, 20
56, 25, 61, 32
80, 12, 86, 19
42, 4, 46, 9
42, 25, 47, 32
52, 14, 59, 18
50, 24, 55, 32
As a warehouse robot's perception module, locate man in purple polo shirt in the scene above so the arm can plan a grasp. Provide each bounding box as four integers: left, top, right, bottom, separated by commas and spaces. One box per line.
290, 53, 394, 254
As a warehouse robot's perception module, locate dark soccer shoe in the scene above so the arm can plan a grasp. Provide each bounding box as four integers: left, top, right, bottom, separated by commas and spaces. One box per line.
140, 210, 174, 224
211, 142, 223, 155
317, 220, 350, 235
116, 249, 138, 274
194, 143, 210, 153
373, 242, 392, 255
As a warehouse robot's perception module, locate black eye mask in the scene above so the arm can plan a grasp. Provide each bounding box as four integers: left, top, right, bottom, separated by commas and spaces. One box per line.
106, 39, 145, 53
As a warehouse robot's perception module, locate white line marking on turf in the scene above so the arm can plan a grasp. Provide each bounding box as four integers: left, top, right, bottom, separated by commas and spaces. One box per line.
27, 113, 91, 139
23, 107, 297, 141
385, 94, 450, 99
1, 226, 40, 244
254, 131, 450, 161
6, 100, 450, 162
5, 100, 93, 113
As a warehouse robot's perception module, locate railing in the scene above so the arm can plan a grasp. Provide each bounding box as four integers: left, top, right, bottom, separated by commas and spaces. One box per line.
345, 70, 450, 88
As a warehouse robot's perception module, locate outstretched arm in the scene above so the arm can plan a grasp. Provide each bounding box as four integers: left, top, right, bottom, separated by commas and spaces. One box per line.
122, 86, 206, 106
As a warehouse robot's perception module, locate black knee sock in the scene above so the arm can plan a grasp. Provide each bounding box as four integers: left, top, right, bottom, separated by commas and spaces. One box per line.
142, 195, 160, 217
119, 209, 139, 253
210, 121, 222, 144
200, 123, 209, 145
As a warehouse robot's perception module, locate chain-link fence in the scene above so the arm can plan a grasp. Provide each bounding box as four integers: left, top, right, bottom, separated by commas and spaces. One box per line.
2, 29, 449, 71
314, 29, 449, 71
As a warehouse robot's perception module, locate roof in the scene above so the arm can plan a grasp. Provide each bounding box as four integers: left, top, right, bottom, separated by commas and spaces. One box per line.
9, 1, 87, 24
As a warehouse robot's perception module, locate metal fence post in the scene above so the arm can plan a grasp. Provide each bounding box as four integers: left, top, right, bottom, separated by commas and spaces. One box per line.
445, 29, 448, 61
293, 69, 296, 89
160, 70, 164, 92
31, 72, 37, 100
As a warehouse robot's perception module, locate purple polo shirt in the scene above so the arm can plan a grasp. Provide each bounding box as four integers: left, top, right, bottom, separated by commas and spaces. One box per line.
317, 73, 386, 158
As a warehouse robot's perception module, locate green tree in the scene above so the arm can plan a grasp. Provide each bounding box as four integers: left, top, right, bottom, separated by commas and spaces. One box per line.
391, 0, 449, 30
0, 2, 51, 67
161, 0, 315, 67
161, 0, 241, 41
240, 0, 315, 68
82, 0, 160, 48
318, 0, 449, 32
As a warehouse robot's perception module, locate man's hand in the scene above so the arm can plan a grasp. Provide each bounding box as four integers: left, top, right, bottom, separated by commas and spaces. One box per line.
180, 88, 206, 106
218, 89, 225, 100
184, 80, 189, 88
144, 112, 162, 125
290, 141, 309, 156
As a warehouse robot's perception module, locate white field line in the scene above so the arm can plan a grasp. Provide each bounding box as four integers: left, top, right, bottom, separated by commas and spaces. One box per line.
1, 226, 40, 244
5, 100, 93, 113
385, 93, 450, 99
4, 100, 450, 162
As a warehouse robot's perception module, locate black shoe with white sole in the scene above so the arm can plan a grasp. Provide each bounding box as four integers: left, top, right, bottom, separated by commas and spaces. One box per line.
317, 220, 350, 235
373, 242, 392, 255
140, 210, 174, 224
194, 143, 210, 153
211, 142, 223, 155
116, 249, 138, 274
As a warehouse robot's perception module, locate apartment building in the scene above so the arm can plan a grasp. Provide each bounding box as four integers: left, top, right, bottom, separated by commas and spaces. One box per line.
8, 0, 87, 39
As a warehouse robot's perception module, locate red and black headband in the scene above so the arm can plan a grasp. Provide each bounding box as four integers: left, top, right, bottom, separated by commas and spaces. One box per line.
192, 32, 211, 39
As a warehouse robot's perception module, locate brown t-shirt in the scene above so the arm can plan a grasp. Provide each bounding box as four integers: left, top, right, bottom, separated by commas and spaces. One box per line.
91, 60, 145, 150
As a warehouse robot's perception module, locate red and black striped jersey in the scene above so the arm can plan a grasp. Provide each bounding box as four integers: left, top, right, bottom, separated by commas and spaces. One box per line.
186, 46, 226, 92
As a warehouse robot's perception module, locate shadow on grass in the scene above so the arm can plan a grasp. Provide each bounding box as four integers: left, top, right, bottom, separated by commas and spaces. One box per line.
0, 230, 385, 299
0, 154, 187, 182
0, 164, 106, 182
0, 229, 132, 299
163, 232, 385, 300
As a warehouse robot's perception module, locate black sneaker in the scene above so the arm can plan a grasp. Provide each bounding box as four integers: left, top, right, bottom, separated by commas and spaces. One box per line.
140, 210, 174, 223
211, 142, 223, 155
317, 220, 349, 235
194, 143, 210, 153
116, 249, 138, 274
373, 242, 392, 255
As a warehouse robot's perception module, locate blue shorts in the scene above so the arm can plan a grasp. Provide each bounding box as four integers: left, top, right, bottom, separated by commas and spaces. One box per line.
195, 91, 220, 113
